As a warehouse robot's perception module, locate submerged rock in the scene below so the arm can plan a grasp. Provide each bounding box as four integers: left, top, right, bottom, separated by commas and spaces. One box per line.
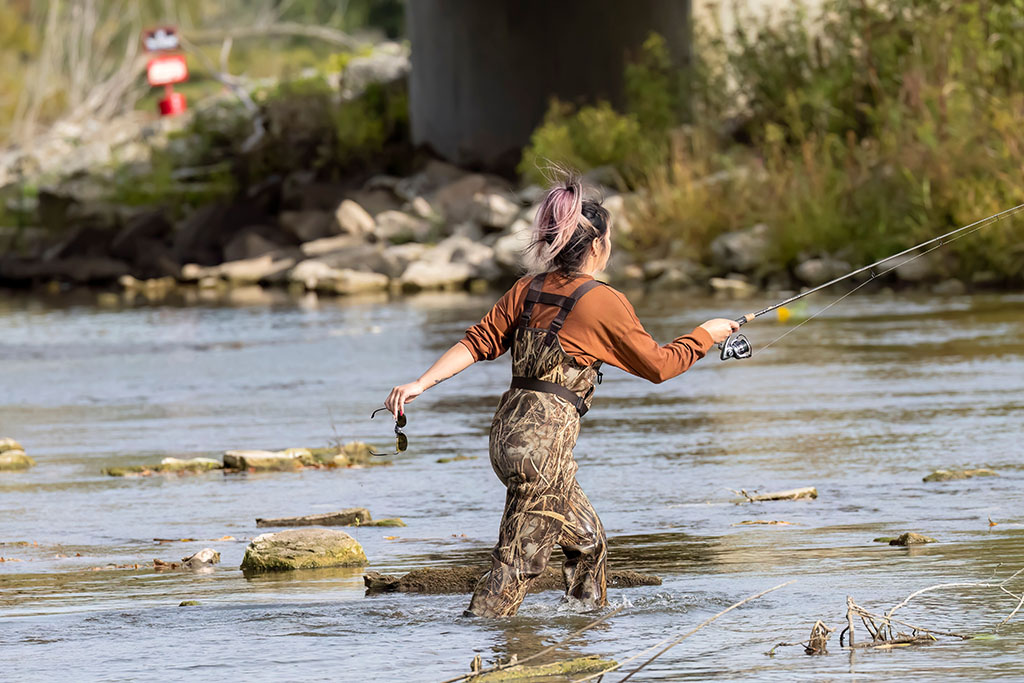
222, 449, 305, 472
887, 532, 937, 546
182, 548, 221, 570
923, 468, 998, 482
104, 457, 222, 477
257, 508, 371, 527
241, 528, 367, 571
0, 439, 34, 471
364, 566, 661, 595
467, 657, 617, 682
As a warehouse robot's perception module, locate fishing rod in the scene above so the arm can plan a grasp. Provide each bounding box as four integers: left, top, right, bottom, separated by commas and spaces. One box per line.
718, 201, 1024, 361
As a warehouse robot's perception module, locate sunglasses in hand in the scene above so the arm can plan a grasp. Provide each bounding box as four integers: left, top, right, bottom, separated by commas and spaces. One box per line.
369, 407, 408, 456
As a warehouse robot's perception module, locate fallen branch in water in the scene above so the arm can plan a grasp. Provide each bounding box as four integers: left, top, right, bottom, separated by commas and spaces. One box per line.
767, 566, 1024, 657
729, 487, 818, 503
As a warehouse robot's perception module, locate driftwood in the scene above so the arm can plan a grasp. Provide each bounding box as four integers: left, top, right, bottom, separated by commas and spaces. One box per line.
733, 487, 818, 503
766, 567, 1024, 657
365, 567, 661, 595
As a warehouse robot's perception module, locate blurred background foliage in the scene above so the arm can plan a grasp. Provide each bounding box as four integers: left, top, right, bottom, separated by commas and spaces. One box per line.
522, 0, 1024, 282
0, 0, 403, 144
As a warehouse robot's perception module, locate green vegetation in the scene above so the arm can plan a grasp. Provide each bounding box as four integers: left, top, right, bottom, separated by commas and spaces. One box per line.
521, 1, 1024, 283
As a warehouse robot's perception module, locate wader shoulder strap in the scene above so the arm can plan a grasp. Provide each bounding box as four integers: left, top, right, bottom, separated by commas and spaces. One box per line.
517, 274, 547, 327
548, 279, 603, 333
510, 377, 593, 417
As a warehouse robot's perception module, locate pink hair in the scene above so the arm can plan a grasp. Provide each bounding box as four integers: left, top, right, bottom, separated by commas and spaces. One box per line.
530, 173, 594, 272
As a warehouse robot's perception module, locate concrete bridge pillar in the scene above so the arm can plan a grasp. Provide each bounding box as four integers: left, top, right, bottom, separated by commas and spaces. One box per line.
407, 0, 691, 174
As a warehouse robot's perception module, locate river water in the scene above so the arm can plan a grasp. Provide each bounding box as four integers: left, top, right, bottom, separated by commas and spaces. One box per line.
1, 286, 1022, 681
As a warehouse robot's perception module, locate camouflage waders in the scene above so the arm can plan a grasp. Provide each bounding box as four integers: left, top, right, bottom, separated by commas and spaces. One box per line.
466, 274, 608, 617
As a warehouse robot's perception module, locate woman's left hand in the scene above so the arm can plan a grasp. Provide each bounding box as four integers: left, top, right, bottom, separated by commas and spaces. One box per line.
385, 381, 424, 419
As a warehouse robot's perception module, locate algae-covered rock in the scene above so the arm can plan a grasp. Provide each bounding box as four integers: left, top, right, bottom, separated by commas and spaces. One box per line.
467, 657, 617, 681
179, 600, 201, 607
365, 566, 660, 595
158, 457, 222, 473
257, 508, 372, 527
437, 454, 476, 464
363, 517, 405, 527
889, 532, 937, 546
240, 528, 367, 571
0, 449, 35, 471
0, 437, 24, 453
223, 449, 304, 472
104, 457, 222, 476
923, 468, 998, 483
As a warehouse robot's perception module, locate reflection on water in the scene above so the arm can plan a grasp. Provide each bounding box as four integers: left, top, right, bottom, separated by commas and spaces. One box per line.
1, 289, 1023, 680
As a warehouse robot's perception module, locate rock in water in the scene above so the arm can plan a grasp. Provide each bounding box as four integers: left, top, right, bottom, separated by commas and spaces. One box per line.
467, 657, 617, 682
923, 468, 998, 482
240, 528, 367, 571
182, 548, 221, 570
889, 532, 937, 546
256, 508, 372, 527
0, 438, 35, 471
223, 449, 305, 472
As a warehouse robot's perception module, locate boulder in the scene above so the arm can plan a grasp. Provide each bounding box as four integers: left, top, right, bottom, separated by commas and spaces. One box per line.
342, 42, 410, 96
240, 528, 367, 571
288, 260, 389, 294
710, 223, 772, 273
435, 235, 499, 279
602, 194, 634, 235
375, 211, 432, 243
332, 441, 378, 467
279, 211, 339, 243
889, 532, 937, 546
648, 260, 702, 290
472, 192, 520, 230
435, 174, 492, 224
334, 199, 375, 236
0, 437, 23, 453
408, 196, 435, 220
223, 449, 305, 472
216, 253, 297, 285
794, 257, 852, 286
109, 209, 172, 263
709, 276, 756, 297
299, 234, 366, 259
399, 260, 474, 291
0, 449, 35, 471
492, 219, 532, 272
257, 508, 372, 528
181, 548, 221, 570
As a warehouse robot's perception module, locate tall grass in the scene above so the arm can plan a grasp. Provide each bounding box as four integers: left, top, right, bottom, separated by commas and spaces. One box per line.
521, 0, 1024, 283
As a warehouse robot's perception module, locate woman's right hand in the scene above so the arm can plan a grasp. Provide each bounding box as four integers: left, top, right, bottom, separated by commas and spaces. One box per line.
699, 318, 741, 344
384, 380, 425, 419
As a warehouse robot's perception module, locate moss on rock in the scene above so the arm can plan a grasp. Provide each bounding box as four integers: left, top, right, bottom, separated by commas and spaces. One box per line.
240, 528, 367, 572
104, 457, 223, 477
0, 449, 35, 471
923, 468, 998, 482
467, 657, 617, 681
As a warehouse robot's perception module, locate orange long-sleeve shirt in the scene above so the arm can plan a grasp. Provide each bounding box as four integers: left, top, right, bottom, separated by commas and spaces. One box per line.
459, 274, 714, 383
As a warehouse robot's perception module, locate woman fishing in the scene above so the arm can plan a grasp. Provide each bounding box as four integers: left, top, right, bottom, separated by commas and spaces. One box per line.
383, 172, 739, 618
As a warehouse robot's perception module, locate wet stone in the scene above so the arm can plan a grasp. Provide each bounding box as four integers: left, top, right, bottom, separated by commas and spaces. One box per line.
103, 457, 222, 477
888, 532, 937, 546
240, 528, 367, 572
467, 657, 617, 682
256, 508, 372, 527
182, 548, 221, 570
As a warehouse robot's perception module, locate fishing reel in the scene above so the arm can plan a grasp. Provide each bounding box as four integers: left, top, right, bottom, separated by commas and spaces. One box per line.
719, 333, 752, 361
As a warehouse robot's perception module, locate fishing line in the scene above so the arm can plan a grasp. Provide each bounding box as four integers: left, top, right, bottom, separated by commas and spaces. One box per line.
719, 201, 1024, 361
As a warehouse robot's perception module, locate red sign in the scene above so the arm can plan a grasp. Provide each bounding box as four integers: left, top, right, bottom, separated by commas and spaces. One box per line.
142, 27, 180, 52
159, 92, 187, 116
147, 55, 189, 86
